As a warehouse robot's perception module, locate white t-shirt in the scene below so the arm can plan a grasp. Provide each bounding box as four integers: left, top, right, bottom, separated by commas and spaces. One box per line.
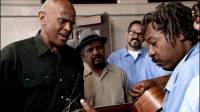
128, 50, 140, 60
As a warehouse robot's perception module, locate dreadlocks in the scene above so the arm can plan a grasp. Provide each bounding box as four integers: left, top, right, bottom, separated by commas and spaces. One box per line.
142, 2, 199, 47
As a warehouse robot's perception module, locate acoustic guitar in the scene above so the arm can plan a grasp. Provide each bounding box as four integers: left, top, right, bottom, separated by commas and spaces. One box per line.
135, 85, 165, 112
78, 86, 165, 112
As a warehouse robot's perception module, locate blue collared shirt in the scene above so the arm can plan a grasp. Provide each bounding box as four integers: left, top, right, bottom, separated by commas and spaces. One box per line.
138, 54, 172, 82
179, 75, 199, 112
107, 47, 148, 87
162, 42, 200, 112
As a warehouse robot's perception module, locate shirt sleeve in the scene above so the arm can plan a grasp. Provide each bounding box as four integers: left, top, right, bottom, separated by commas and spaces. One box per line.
122, 70, 133, 103
0, 45, 18, 88
138, 54, 172, 82
179, 75, 199, 112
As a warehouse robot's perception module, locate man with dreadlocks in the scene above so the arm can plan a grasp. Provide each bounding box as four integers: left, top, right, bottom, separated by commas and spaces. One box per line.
80, 2, 199, 112
129, 2, 199, 112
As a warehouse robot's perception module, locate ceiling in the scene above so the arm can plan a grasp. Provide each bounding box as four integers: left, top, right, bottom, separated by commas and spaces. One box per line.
42, 0, 195, 4
148, 0, 195, 2
41, 0, 118, 4
41, 0, 195, 4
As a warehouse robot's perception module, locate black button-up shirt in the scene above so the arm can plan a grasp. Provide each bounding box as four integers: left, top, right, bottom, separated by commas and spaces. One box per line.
0, 31, 84, 112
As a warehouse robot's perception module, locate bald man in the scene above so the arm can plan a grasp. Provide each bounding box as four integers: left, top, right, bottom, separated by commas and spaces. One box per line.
1, 0, 84, 112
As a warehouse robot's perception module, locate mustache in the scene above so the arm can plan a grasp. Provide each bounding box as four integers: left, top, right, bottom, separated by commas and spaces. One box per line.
152, 58, 156, 63
152, 58, 160, 63
92, 54, 104, 61
131, 38, 140, 43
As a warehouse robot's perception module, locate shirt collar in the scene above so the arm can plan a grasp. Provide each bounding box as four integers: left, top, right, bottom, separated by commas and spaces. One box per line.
83, 62, 115, 78
164, 42, 200, 92
122, 46, 147, 57
121, 47, 129, 57
34, 30, 50, 56
140, 47, 148, 57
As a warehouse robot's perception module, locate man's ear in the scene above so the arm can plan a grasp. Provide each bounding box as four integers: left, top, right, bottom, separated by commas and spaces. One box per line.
80, 52, 86, 61
178, 33, 186, 41
80, 52, 84, 58
38, 11, 46, 25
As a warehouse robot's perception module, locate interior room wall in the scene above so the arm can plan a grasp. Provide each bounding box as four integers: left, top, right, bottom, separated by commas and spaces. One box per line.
1, 1, 196, 52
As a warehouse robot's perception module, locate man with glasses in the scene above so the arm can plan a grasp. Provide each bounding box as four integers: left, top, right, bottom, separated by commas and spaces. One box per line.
107, 20, 148, 87
108, 20, 171, 88
192, 3, 200, 36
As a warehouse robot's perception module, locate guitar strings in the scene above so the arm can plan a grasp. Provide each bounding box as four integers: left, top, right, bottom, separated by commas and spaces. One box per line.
62, 93, 82, 112
62, 73, 83, 112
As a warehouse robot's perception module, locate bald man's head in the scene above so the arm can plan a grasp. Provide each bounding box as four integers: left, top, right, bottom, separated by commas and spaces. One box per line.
41, 0, 75, 15
39, 0, 76, 47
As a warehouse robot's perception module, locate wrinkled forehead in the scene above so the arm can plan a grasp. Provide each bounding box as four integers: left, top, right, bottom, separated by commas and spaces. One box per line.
144, 22, 160, 40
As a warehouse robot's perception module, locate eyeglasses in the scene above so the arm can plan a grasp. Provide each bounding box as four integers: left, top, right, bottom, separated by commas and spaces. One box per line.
192, 10, 200, 19
128, 30, 143, 37
192, 14, 200, 19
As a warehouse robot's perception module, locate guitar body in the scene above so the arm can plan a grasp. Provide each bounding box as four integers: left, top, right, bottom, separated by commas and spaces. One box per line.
79, 86, 164, 112
135, 86, 165, 112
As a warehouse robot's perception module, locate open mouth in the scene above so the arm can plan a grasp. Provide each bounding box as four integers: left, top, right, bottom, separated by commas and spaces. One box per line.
59, 33, 68, 40
131, 40, 140, 45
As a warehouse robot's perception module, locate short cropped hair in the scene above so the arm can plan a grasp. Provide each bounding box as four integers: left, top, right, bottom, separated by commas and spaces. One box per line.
127, 20, 142, 32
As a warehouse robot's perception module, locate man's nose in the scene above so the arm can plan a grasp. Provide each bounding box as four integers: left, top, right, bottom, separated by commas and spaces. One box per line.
148, 45, 155, 57
92, 48, 98, 54
64, 22, 72, 31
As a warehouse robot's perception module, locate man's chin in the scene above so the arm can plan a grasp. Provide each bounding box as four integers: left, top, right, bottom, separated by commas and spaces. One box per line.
57, 42, 66, 47
155, 61, 162, 66
93, 62, 106, 68
161, 65, 173, 71
131, 45, 141, 50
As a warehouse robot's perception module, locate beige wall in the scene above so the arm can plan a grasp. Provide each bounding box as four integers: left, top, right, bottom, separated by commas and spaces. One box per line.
1, 1, 196, 51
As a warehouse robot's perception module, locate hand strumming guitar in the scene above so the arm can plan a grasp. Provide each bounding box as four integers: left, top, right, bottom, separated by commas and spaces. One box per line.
129, 79, 155, 102
129, 75, 171, 102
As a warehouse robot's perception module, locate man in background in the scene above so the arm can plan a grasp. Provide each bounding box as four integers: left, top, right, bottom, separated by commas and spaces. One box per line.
76, 28, 132, 108
107, 21, 148, 87
192, 3, 200, 33
108, 20, 171, 88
